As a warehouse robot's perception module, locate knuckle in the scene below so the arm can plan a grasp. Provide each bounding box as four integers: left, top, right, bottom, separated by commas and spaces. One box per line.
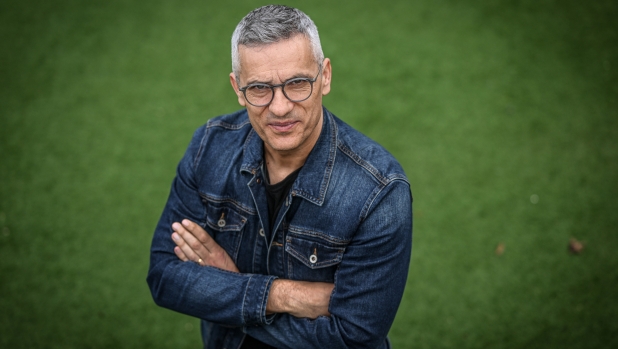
197, 234, 209, 243
189, 240, 201, 250
214, 250, 226, 261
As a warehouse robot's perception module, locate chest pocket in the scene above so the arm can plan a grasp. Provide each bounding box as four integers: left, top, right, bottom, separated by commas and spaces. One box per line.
285, 227, 347, 283
203, 202, 247, 262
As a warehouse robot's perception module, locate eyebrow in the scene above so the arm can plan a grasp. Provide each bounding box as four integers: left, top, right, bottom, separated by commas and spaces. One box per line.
245, 73, 314, 86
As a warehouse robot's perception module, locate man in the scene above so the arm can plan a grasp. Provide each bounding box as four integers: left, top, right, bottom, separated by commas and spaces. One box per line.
147, 5, 412, 349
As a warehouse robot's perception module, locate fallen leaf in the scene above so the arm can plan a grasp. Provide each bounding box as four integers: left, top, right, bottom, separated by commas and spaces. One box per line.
495, 243, 505, 256
568, 238, 584, 255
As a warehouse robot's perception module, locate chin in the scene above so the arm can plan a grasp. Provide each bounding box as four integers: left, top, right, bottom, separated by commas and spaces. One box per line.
271, 144, 300, 152
268, 139, 302, 152
266, 134, 300, 149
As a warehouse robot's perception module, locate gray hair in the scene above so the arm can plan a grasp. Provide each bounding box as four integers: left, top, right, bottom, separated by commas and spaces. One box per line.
231, 5, 324, 81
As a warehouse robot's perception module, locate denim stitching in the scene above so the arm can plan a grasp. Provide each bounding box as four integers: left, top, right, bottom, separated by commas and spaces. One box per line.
337, 141, 389, 186
361, 179, 410, 221
193, 125, 209, 171
207, 118, 252, 130
241, 275, 250, 324
287, 225, 350, 244
317, 110, 338, 204
199, 193, 257, 215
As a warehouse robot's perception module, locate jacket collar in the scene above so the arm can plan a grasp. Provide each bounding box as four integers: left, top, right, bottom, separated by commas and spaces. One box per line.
240, 106, 336, 206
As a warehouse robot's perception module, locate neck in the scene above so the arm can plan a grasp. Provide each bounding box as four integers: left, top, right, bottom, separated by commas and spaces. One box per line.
264, 113, 323, 184
264, 147, 307, 184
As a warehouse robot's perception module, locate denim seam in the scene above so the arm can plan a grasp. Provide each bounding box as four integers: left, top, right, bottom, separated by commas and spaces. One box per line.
317, 111, 338, 204
386, 173, 410, 184
360, 184, 386, 221
361, 179, 409, 221
193, 125, 210, 171
287, 226, 350, 244
286, 246, 344, 269
260, 276, 277, 324
199, 193, 258, 215
207, 118, 252, 130
241, 275, 251, 325
290, 190, 322, 205
337, 141, 389, 186
241, 128, 261, 172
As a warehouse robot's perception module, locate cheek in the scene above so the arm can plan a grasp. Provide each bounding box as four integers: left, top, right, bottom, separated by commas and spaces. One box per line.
247, 110, 267, 133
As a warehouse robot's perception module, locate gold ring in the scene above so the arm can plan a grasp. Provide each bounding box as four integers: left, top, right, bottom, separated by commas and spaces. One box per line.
198, 258, 203, 265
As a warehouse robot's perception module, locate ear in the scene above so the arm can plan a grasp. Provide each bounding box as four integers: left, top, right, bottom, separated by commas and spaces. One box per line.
229, 72, 246, 107
320, 58, 332, 96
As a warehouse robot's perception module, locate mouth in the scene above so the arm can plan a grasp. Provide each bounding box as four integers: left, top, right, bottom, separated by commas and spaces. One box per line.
268, 120, 298, 133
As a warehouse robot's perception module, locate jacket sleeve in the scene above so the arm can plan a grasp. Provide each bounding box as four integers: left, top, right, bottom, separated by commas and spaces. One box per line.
244, 179, 413, 349
146, 125, 277, 327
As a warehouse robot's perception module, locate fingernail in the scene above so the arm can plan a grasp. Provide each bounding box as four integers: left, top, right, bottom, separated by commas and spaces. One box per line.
182, 219, 190, 227
172, 233, 179, 241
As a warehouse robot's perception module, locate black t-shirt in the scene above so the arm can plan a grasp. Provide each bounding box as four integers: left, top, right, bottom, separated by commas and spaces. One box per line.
264, 165, 302, 230
239, 165, 301, 349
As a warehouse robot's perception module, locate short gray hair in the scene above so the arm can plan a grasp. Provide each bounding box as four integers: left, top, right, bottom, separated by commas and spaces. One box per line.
231, 5, 324, 81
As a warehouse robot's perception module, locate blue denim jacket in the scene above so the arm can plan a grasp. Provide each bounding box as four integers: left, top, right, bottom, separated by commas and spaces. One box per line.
147, 107, 412, 349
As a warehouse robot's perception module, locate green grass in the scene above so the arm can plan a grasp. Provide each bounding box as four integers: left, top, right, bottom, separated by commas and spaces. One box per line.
1, 0, 616, 348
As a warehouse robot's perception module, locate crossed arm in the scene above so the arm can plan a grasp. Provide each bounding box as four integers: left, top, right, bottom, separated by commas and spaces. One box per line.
148, 148, 412, 348
171, 219, 334, 319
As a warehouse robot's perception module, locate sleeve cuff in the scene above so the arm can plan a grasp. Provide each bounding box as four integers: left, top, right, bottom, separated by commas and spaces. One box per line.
242, 274, 278, 325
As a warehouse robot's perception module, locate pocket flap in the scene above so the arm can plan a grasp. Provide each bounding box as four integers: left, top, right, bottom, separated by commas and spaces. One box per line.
285, 233, 345, 269
205, 206, 247, 232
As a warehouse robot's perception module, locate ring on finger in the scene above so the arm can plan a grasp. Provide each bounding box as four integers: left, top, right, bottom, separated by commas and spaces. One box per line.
197, 258, 203, 265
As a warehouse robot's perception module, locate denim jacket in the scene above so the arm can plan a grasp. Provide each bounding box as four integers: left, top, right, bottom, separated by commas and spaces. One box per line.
147, 107, 412, 349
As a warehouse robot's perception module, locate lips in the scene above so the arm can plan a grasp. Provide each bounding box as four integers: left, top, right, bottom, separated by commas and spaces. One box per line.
268, 120, 298, 133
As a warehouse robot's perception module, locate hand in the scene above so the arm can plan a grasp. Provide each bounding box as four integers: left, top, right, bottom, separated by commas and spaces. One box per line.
267, 279, 334, 319
171, 219, 239, 273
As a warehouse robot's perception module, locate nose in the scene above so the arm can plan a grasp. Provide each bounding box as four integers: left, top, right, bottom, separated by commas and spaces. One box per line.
268, 86, 294, 117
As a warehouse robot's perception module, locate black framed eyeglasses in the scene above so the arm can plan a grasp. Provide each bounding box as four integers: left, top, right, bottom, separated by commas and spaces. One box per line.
238, 64, 323, 107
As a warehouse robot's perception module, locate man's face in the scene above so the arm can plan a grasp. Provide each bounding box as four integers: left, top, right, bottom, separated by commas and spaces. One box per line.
230, 35, 331, 159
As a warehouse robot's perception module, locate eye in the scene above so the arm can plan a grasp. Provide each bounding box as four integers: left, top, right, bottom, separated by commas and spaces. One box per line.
286, 79, 306, 86
247, 84, 270, 91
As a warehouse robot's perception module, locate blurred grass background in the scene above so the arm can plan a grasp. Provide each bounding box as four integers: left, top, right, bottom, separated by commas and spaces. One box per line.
1, 0, 617, 348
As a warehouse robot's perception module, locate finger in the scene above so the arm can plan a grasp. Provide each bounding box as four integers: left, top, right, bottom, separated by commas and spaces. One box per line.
174, 246, 205, 266
176, 220, 239, 272
172, 232, 204, 265
174, 246, 189, 262
171, 225, 203, 264
173, 222, 208, 256
181, 219, 216, 253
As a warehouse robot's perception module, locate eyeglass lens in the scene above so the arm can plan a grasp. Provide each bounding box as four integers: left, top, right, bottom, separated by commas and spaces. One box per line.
245, 79, 313, 106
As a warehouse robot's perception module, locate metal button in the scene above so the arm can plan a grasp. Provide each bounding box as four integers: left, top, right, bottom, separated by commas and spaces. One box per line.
259, 229, 265, 237
256, 178, 262, 184
309, 254, 318, 264
217, 213, 226, 227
